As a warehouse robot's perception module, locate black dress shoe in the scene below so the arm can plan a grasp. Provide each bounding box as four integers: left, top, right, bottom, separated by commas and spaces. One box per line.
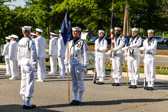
96, 82, 100, 85
99, 82, 104, 85
23, 104, 36, 109
144, 86, 149, 90
115, 83, 120, 86
112, 83, 116, 86
128, 85, 133, 88
70, 100, 77, 105
149, 87, 154, 90
73, 101, 82, 105
133, 85, 137, 89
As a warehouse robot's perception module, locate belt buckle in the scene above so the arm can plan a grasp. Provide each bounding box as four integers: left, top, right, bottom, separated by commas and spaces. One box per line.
113, 52, 117, 56
130, 53, 134, 57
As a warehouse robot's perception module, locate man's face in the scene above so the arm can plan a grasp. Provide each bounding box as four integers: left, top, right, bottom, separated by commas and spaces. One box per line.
59, 33, 62, 37
50, 35, 54, 38
115, 30, 120, 35
36, 32, 40, 36
99, 32, 104, 38
23, 30, 31, 37
72, 30, 80, 38
132, 31, 138, 37
148, 32, 154, 38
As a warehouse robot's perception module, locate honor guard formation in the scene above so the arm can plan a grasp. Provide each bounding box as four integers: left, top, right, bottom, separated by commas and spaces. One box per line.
1, 25, 158, 109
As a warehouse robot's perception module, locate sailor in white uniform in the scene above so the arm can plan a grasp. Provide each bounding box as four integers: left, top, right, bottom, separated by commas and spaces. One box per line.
111, 27, 125, 86
57, 30, 66, 78
95, 30, 107, 85
126, 28, 142, 89
35, 28, 47, 82
48, 32, 58, 74
18, 26, 37, 109
140, 29, 157, 90
66, 27, 89, 105
2, 36, 11, 75
30, 33, 36, 42
8, 34, 19, 80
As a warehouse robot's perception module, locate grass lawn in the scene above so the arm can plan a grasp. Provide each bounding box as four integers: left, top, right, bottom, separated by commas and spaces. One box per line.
1, 62, 168, 75
105, 65, 168, 75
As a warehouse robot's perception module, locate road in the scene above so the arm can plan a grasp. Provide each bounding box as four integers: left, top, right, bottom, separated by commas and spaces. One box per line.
0, 68, 168, 112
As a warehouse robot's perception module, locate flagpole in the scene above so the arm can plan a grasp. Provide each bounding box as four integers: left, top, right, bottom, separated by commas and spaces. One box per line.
110, 0, 114, 84
67, 40, 70, 103
123, 0, 130, 87
66, 2, 70, 103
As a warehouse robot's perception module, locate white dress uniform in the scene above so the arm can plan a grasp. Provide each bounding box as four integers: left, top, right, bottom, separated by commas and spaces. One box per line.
58, 36, 66, 78
49, 37, 58, 74
66, 38, 89, 102
112, 35, 125, 84
35, 35, 47, 82
2, 38, 11, 75
18, 37, 37, 104
9, 38, 19, 79
142, 37, 157, 88
95, 37, 107, 83
127, 35, 142, 86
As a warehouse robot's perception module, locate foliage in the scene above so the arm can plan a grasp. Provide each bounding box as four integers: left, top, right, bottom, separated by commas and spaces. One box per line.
0, 0, 168, 45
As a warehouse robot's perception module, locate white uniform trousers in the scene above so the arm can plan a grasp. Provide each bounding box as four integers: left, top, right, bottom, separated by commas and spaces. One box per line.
95, 53, 106, 82
112, 54, 123, 83
70, 64, 85, 92
50, 55, 57, 73
9, 60, 19, 78
58, 57, 65, 77
37, 57, 46, 81
127, 56, 140, 82
20, 65, 35, 98
5, 58, 11, 75
144, 55, 156, 87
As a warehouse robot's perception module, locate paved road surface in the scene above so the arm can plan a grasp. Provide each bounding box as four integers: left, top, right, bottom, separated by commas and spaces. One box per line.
0, 68, 168, 112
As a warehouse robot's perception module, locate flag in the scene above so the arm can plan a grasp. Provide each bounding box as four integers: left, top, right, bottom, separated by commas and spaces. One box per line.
110, 3, 114, 49
61, 9, 71, 45
123, 1, 131, 46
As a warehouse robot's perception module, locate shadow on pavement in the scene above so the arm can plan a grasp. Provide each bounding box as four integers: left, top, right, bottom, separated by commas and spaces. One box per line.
40, 98, 168, 108
0, 104, 61, 112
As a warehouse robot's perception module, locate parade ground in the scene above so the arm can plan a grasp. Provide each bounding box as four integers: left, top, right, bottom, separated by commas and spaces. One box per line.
0, 66, 168, 112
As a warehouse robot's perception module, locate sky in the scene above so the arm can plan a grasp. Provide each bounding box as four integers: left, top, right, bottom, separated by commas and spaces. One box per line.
4, 0, 26, 9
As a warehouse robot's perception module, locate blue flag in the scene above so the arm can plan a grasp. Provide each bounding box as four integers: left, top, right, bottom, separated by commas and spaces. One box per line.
110, 9, 113, 29
61, 9, 71, 45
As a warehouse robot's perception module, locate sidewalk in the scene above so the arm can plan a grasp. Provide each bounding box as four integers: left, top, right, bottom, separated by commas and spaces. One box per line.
88, 70, 168, 81
1, 64, 167, 81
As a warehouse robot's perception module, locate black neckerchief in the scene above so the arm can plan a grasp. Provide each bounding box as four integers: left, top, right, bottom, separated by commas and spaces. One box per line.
73, 37, 80, 45
131, 35, 137, 42
99, 37, 104, 43
148, 37, 153, 44
114, 34, 120, 41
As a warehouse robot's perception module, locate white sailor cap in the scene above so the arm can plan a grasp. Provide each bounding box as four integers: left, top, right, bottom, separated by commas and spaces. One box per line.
147, 29, 154, 33
5, 36, 11, 40
36, 28, 43, 33
98, 30, 105, 33
22, 26, 31, 31
11, 34, 18, 39
131, 28, 138, 31
72, 27, 81, 31
50, 32, 57, 36
59, 30, 61, 33
114, 27, 121, 31
31, 33, 36, 36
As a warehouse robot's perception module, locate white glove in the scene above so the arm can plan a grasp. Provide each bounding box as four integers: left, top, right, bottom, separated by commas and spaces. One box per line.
66, 64, 69, 69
